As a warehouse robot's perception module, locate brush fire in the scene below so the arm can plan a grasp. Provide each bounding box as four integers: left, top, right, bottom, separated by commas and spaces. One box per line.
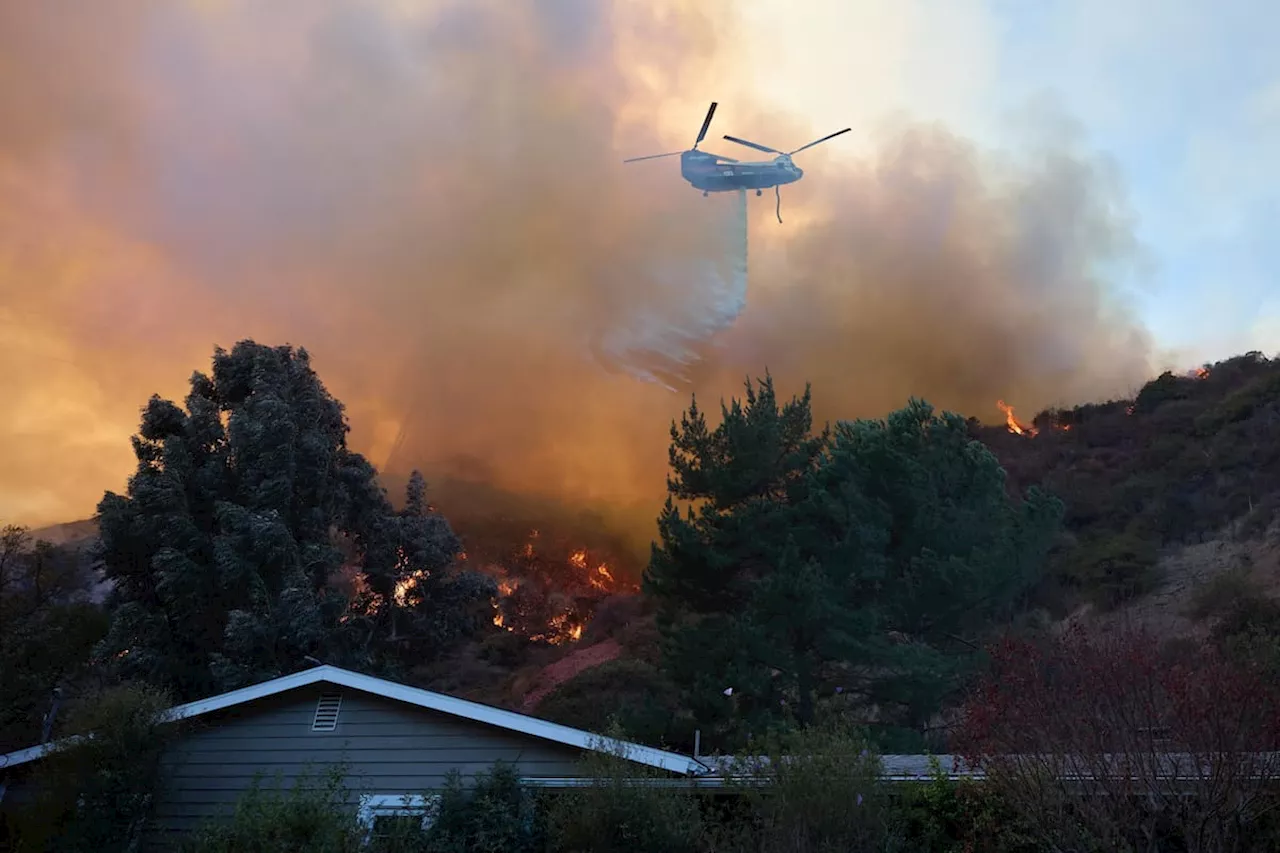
467, 527, 637, 646
997, 400, 1038, 437
337, 511, 636, 647
997, 366, 1209, 436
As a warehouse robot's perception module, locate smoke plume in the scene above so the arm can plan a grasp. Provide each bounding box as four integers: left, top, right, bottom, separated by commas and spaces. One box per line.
0, 0, 1154, 554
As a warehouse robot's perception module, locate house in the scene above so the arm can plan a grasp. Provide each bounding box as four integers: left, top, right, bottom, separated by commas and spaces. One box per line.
0, 664, 712, 848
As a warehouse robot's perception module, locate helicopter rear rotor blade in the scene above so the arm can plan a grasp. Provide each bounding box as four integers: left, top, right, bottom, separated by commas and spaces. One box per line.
722, 135, 783, 155
695, 102, 718, 147
623, 151, 684, 163
788, 127, 851, 156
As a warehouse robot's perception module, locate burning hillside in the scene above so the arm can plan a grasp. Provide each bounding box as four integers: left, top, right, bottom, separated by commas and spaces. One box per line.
429, 480, 643, 647
471, 528, 637, 646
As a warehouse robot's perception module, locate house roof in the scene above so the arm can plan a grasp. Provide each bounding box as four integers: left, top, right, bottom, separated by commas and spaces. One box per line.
0, 664, 711, 777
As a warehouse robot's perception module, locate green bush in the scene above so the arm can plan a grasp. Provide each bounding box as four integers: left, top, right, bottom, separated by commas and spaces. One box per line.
419, 762, 542, 853
708, 719, 887, 853
180, 767, 364, 853
544, 724, 706, 853
14, 683, 174, 853
885, 757, 1039, 853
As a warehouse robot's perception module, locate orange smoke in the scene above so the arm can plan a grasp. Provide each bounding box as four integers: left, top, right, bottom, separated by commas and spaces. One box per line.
0, 1, 1157, 535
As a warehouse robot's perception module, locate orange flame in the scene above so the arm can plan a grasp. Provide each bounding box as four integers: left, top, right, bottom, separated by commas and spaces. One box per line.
394, 569, 429, 607
540, 613, 584, 645
996, 400, 1038, 437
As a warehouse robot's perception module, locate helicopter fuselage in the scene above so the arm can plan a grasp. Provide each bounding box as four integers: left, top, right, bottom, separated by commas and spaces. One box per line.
679, 150, 803, 193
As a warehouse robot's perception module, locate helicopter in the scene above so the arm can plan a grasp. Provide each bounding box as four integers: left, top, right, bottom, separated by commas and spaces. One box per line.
623, 102, 851, 222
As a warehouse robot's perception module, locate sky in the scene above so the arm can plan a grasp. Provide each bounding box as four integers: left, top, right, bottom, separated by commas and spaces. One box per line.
737, 0, 1280, 359
0, 0, 1276, 531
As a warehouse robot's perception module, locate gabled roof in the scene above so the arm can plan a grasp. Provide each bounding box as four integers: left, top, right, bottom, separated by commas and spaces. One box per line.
0, 665, 711, 777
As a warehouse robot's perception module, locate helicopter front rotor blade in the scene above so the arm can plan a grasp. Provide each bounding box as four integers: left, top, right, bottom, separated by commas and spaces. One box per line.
722, 135, 782, 155
695, 102, 718, 147
788, 127, 852, 156
623, 151, 684, 163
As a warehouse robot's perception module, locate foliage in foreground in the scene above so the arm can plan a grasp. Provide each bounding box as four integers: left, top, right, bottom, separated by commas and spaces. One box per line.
173, 725, 1048, 853
956, 622, 1280, 853
8, 683, 174, 853
180, 768, 363, 853
543, 723, 707, 853
0, 524, 108, 753
708, 720, 888, 853
181, 762, 542, 853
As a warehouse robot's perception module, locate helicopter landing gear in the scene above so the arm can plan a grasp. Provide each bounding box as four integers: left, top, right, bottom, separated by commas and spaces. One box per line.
756, 189, 763, 197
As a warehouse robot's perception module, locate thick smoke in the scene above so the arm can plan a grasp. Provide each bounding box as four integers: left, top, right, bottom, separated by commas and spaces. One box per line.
0, 0, 1154, 546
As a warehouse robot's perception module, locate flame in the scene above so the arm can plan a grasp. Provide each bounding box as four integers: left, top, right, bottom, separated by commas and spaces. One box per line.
493, 610, 505, 628
393, 569, 429, 607
569, 549, 588, 570
1126, 405, 1135, 415
996, 400, 1038, 437
588, 562, 615, 592
540, 613, 584, 645
343, 571, 384, 621
497, 578, 517, 597
1192, 366, 1210, 380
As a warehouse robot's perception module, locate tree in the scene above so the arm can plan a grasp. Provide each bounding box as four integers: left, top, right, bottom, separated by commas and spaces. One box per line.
644, 375, 828, 742
0, 525, 108, 752
94, 340, 482, 700
955, 623, 1280, 853
645, 383, 1061, 748
11, 684, 175, 853
808, 400, 1062, 734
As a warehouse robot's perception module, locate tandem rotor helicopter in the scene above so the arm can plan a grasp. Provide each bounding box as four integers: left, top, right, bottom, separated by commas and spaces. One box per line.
623, 102, 850, 223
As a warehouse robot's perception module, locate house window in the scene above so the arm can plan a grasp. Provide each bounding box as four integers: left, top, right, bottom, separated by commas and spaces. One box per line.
312, 693, 342, 732
357, 793, 440, 845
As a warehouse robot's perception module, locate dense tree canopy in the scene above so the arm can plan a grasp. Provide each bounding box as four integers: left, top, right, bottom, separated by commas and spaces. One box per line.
94, 340, 490, 700
0, 526, 107, 752
645, 378, 1062, 749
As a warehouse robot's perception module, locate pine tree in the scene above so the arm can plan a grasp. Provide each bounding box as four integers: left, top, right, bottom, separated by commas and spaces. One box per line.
643, 375, 829, 740
95, 341, 480, 699
645, 383, 1063, 748
807, 399, 1063, 740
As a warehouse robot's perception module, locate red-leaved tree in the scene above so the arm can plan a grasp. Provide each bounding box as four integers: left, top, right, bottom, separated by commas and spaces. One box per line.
954, 622, 1280, 853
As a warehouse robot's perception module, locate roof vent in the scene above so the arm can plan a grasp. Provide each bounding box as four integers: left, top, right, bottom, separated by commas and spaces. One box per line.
312, 693, 342, 732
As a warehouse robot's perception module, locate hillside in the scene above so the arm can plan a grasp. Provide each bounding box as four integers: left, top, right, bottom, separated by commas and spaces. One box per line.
14, 351, 1280, 745
971, 351, 1280, 615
